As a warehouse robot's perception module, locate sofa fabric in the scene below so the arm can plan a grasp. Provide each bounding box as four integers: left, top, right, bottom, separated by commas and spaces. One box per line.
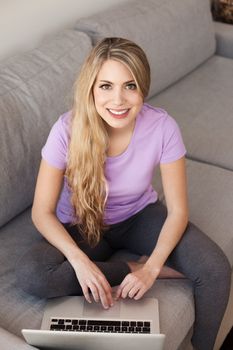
149, 55, 233, 171
0, 30, 92, 228
0, 327, 36, 350
75, 0, 216, 98
214, 21, 233, 59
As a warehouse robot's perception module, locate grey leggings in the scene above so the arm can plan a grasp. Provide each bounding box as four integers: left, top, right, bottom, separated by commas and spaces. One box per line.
16, 201, 231, 350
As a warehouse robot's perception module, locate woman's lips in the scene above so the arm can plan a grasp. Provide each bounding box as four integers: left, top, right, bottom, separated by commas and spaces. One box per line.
107, 108, 130, 119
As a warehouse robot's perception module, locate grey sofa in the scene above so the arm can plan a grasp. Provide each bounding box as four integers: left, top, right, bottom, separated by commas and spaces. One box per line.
0, 0, 232, 349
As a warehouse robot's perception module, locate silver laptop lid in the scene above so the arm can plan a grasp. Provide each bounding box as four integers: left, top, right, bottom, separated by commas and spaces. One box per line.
22, 329, 165, 350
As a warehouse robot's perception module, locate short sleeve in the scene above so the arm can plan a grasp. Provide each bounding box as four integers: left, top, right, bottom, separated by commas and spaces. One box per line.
41, 113, 70, 169
160, 115, 186, 164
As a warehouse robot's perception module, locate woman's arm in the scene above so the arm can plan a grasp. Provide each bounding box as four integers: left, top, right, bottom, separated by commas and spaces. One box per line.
32, 159, 81, 259
32, 159, 113, 308
145, 156, 189, 274
115, 156, 188, 300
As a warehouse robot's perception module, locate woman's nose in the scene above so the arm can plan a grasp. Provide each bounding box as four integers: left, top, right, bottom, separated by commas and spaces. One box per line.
112, 87, 125, 105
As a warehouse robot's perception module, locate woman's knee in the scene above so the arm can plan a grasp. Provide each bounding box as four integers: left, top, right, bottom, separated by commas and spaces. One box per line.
206, 244, 231, 289
193, 231, 231, 296
15, 241, 64, 298
172, 223, 231, 287
192, 227, 231, 286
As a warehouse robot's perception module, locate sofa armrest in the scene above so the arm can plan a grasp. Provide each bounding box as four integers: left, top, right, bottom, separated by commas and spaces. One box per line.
214, 21, 233, 59
0, 327, 37, 350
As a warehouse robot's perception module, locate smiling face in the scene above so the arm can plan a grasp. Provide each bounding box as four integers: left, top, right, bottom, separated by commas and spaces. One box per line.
93, 59, 144, 133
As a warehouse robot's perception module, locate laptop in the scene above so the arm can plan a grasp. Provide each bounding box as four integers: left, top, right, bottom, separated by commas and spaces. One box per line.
22, 292, 165, 350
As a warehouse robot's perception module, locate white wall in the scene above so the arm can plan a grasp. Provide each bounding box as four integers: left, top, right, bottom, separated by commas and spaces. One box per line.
0, 0, 128, 61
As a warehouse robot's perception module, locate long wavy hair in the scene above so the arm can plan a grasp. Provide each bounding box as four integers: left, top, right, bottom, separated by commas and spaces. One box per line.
66, 37, 151, 247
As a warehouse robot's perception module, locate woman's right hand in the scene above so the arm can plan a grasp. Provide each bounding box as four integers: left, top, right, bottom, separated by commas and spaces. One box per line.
69, 252, 114, 309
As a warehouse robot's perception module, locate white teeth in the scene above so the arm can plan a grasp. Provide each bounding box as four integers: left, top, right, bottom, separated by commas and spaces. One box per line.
108, 109, 128, 115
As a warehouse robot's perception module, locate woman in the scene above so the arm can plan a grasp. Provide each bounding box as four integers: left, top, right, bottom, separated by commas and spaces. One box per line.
17, 37, 231, 350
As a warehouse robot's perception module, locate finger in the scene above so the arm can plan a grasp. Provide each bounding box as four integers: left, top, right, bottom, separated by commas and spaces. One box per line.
97, 275, 113, 305
114, 285, 122, 300
98, 285, 111, 309
121, 281, 135, 299
90, 265, 114, 307
114, 282, 127, 300
114, 275, 132, 300
134, 287, 146, 300
91, 276, 111, 309
104, 288, 114, 307
128, 285, 140, 299
82, 285, 92, 303
89, 284, 100, 303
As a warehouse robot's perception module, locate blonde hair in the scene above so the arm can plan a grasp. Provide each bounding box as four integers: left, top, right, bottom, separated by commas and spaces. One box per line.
66, 37, 150, 247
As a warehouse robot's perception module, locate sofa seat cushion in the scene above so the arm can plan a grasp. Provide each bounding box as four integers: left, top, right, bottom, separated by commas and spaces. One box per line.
0, 30, 92, 228
0, 327, 36, 350
148, 55, 233, 171
152, 159, 233, 267
0, 209, 194, 350
75, 0, 215, 98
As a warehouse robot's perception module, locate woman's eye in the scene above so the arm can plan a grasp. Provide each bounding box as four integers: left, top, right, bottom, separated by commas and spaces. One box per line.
126, 83, 137, 90
99, 84, 111, 90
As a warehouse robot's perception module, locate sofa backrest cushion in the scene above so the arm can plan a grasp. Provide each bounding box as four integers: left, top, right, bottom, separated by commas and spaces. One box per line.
75, 0, 216, 98
0, 30, 92, 228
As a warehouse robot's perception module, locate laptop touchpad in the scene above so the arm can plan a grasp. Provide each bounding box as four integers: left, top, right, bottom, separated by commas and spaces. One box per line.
83, 300, 121, 318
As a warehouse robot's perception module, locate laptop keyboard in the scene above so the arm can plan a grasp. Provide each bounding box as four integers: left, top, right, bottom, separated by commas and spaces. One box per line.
50, 318, 151, 334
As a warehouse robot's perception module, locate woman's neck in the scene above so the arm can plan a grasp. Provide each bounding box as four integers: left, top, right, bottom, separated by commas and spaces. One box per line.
106, 120, 136, 157
105, 119, 136, 138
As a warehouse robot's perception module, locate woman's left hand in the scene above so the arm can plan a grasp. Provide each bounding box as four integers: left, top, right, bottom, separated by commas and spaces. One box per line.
114, 265, 159, 301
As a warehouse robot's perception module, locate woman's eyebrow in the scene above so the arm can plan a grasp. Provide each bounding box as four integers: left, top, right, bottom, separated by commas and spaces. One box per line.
99, 80, 112, 84
99, 79, 136, 84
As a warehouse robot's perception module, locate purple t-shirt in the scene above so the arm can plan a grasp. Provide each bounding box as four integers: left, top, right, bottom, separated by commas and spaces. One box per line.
42, 103, 186, 225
